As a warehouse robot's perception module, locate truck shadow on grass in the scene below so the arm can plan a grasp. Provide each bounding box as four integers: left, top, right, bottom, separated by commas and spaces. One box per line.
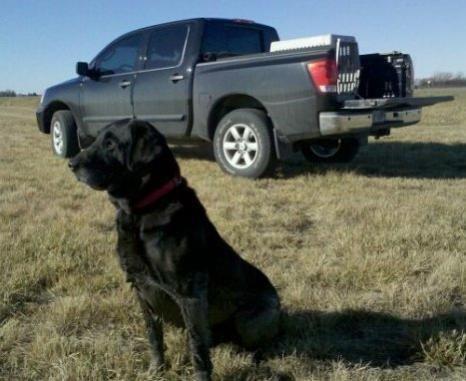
169, 141, 215, 161
170, 141, 466, 180
279, 141, 466, 180
220, 308, 466, 381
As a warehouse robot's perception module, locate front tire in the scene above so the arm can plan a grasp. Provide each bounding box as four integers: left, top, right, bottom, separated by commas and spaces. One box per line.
51, 110, 80, 158
213, 109, 276, 178
301, 138, 360, 163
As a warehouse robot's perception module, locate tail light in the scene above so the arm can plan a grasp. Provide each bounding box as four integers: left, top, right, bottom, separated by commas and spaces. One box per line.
307, 58, 337, 93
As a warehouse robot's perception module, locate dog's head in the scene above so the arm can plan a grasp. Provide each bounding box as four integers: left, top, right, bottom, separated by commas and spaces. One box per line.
69, 119, 178, 198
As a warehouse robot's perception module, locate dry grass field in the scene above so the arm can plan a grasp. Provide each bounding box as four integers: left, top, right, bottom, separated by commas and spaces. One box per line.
1, 88, 465, 380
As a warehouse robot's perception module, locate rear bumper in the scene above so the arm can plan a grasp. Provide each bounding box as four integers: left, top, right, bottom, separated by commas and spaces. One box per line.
319, 108, 421, 136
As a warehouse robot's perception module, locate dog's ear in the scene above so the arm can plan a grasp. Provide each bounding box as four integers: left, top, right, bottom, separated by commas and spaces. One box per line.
127, 121, 166, 172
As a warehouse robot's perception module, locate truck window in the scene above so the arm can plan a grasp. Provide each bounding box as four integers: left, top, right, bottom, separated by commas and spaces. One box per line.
145, 25, 188, 70
202, 23, 264, 57
95, 33, 143, 75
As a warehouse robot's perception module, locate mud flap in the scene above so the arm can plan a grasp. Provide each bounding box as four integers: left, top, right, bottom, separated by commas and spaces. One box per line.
273, 129, 294, 160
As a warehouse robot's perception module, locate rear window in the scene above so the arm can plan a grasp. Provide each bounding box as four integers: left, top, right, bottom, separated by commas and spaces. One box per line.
145, 25, 188, 70
201, 23, 264, 57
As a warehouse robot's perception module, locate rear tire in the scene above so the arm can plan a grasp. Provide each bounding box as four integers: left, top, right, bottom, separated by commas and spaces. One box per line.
301, 138, 360, 163
213, 109, 276, 179
51, 110, 80, 158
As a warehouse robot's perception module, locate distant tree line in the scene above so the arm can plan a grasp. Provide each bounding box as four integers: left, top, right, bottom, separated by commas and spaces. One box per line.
0, 89, 17, 97
417, 72, 466, 88
0, 90, 39, 97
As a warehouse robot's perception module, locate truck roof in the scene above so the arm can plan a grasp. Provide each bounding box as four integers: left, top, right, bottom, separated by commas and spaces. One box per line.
127, 17, 276, 35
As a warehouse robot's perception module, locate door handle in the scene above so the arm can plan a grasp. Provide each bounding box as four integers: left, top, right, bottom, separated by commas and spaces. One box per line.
119, 80, 131, 89
169, 74, 184, 83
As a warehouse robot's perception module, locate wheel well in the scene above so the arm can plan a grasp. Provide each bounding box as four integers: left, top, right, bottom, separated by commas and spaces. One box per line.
43, 101, 71, 133
207, 95, 267, 140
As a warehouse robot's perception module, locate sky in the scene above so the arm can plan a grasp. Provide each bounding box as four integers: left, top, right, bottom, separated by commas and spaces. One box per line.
1, 0, 464, 93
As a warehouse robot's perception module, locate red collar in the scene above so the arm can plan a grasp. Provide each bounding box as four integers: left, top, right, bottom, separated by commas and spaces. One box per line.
132, 175, 183, 212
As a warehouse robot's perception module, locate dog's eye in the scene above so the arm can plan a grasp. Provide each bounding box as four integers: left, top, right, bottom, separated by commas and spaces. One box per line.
104, 139, 116, 151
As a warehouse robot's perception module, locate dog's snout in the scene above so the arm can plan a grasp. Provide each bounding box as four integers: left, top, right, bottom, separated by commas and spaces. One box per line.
68, 157, 80, 171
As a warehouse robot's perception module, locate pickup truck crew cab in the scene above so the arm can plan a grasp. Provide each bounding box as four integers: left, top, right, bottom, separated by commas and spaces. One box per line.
36, 18, 452, 178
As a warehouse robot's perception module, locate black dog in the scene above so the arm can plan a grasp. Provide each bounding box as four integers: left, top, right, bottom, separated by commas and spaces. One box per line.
69, 119, 280, 381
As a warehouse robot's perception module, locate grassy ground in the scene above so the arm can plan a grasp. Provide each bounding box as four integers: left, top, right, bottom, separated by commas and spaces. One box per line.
0, 88, 465, 380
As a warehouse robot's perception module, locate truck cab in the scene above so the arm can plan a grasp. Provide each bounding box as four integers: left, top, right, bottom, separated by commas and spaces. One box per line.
37, 19, 277, 141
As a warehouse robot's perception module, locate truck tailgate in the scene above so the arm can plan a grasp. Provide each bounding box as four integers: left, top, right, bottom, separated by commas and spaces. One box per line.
343, 96, 454, 110
319, 95, 454, 137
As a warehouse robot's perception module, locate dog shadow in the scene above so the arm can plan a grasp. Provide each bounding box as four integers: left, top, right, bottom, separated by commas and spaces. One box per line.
275, 308, 466, 365
170, 141, 466, 180
219, 308, 466, 380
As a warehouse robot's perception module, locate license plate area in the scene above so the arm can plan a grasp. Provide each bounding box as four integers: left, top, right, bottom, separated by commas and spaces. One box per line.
372, 110, 385, 123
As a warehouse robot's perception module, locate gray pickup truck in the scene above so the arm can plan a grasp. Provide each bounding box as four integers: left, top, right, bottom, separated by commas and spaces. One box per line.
36, 17, 452, 178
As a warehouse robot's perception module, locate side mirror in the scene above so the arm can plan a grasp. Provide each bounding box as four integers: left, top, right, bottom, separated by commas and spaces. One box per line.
76, 62, 90, 76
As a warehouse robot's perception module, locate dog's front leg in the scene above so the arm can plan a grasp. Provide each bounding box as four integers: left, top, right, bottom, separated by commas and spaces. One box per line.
136, 294, 165, 371
116, 211, 165, 371
178, 292, 212, 381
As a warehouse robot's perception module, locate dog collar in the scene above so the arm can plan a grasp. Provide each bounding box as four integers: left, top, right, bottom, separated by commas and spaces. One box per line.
133, 175, 183, 212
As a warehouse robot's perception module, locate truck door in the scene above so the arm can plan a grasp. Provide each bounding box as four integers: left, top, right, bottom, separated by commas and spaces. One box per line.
132, 23, 192, 136
80, 32, 145, 136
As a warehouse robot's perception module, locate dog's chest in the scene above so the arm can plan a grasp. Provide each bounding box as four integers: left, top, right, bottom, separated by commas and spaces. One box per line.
117, 231, 184, 319
116, 206, 191, 299
140, 229, 187, 280
118, 232, 185, 326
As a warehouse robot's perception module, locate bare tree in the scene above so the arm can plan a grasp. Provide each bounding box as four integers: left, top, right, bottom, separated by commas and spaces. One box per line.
418, 72, 466, 88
